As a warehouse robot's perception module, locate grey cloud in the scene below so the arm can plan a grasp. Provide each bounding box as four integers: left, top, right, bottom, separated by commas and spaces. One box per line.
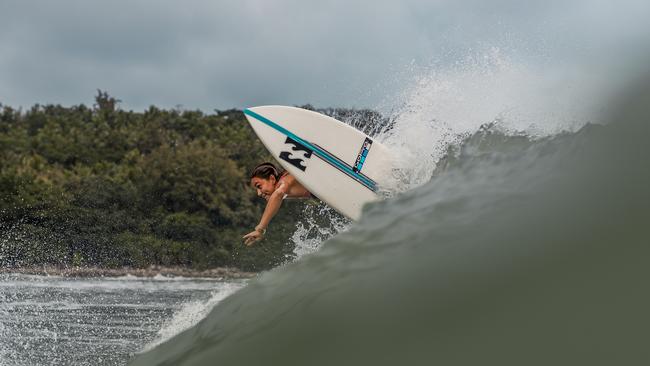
0, 0, 649, 111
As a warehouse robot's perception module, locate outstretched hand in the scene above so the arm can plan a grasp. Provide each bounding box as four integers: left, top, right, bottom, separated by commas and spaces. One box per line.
243, 229, 264, 246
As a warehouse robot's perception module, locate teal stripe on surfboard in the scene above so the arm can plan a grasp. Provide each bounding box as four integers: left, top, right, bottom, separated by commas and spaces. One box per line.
244, 108, 377, 192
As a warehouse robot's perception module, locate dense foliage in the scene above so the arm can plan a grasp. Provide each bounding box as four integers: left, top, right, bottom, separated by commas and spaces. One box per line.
0, 92, 329, 271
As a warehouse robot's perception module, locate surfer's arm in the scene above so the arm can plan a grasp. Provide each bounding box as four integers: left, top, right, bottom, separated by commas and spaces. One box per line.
243, 184, 288, 246
256, 189, 285, 232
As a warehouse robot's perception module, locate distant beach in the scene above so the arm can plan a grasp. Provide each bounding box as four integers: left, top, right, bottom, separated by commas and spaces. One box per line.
0, 265, 257, 279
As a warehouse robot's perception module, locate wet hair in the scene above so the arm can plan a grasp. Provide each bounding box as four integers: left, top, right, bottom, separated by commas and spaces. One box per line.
250, 162, 283, 180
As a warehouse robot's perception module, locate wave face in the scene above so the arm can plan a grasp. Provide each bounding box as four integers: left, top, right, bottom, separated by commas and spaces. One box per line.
130, 79, 650, 365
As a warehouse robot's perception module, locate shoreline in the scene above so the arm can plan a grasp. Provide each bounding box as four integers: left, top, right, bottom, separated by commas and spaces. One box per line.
0, 265, 258, 279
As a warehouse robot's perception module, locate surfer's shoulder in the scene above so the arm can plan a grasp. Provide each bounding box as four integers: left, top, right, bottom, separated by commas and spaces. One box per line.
277, 171, 295, 185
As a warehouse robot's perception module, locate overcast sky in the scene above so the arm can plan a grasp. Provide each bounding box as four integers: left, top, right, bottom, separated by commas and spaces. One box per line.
1, 0, 649, 111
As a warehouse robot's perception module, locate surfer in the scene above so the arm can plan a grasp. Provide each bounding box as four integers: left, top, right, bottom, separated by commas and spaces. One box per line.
243, 162, 314, 246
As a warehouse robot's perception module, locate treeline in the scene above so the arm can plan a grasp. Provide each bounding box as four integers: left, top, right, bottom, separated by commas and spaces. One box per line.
0, 92, 386, 271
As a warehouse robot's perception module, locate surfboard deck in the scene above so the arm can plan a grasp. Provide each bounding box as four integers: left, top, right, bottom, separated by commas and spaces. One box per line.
244, 106, 393, 220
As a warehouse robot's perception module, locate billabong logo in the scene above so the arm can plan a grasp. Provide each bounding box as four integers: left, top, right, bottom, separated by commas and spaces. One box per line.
353, 137, 373, 173
279, 137, 312, 171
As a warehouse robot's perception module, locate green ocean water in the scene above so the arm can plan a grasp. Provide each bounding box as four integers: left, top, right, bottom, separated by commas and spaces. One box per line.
130, 78, 650, 365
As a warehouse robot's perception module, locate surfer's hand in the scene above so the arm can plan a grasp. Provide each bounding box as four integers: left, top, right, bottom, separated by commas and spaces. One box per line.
243, 229, 264, 246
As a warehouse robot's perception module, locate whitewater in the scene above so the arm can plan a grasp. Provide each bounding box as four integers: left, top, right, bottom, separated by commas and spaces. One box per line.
0, 274, 246, 365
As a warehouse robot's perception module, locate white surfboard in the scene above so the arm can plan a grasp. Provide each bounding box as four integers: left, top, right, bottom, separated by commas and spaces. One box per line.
244, 106, 393, 220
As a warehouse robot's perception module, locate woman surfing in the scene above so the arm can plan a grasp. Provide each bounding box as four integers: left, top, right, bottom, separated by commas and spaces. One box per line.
243, 162, 315, 246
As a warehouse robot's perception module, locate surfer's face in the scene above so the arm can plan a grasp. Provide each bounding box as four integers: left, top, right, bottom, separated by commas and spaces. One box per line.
250, 176, 276, 200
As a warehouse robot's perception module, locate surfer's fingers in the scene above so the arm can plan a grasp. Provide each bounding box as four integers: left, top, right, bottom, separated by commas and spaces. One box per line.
243, 232, 261, 245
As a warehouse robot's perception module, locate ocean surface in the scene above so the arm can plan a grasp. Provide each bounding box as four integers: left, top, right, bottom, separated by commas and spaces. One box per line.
128, 76, 650, 365
0, 274, 245, 366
